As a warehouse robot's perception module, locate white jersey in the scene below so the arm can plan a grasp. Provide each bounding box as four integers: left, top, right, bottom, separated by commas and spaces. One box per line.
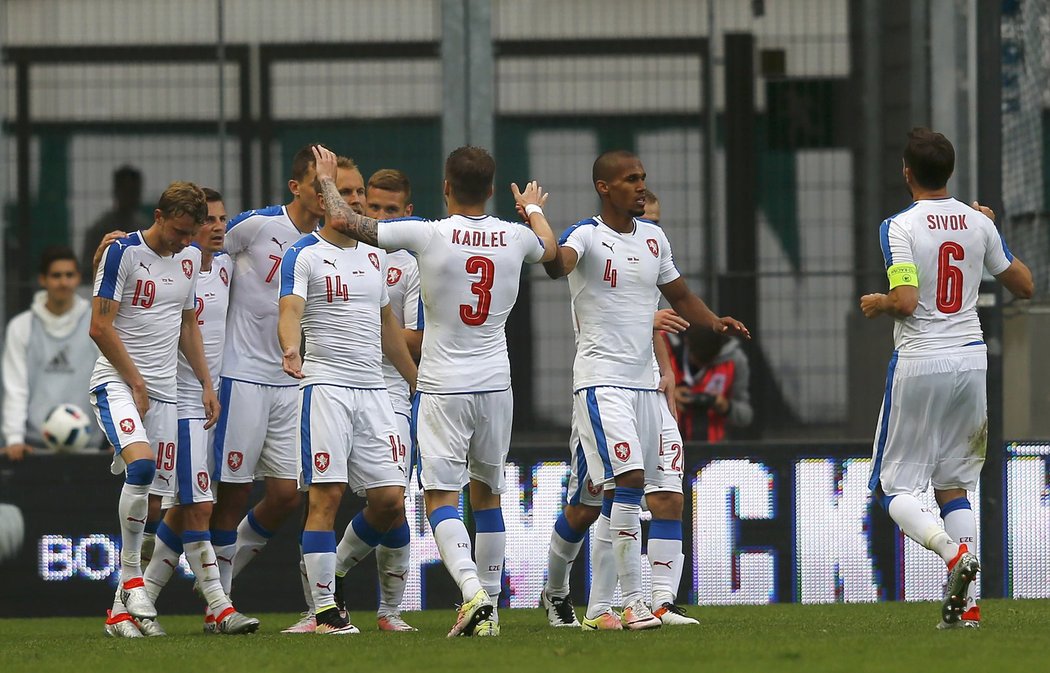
223, 205, 309, 386
561, 216, 680, 391
378, 215, 546, 394
880, 197, 1013, 353
381, 249, 422, 413
280, 231, 389, 388
176, 253, 233, 417
90, 231, 200, 403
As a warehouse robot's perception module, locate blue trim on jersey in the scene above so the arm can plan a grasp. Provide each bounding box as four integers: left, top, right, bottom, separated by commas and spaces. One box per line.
226, 205, 283, 233
888, 201, 920, 219
572, 384, 659, 395
585, 388, 614, 480
212, 378, 234, 481
567, 442, 588, 506
415, 295, 425, 330
636, 217, 662, 228
300, 385, 314, 485
964, 340, 985, 347
558, 218, 598, 246
280, 233, 321, 298
939, 496, 971, 519
176, 418, 194, 505
410, 392, 422, 489
878, 219, 893, 268
97, 232, 142, 300
217, 374, 299, 389
868, 351, 900, 492
383, 216, 427, 223
999, 233, 1015, 262
416, 386, 512, 396
92, 385, 123, 451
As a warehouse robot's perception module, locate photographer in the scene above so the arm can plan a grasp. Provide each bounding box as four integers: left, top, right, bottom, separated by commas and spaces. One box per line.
667, 325, 753, 442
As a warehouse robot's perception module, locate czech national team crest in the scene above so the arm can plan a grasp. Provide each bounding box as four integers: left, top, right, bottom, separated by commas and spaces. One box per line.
227, 451, 243, 471
586, 478, 602, 497
368, 252, 380, 270
646, 238, 659, 257
182, 259, 194, 278
197, 471, 210, 492
119, 418, 135, 434
614, 441, 631, 461
219, 267, 229, 286
315, 452, 330, 473
386, 267, 402, 286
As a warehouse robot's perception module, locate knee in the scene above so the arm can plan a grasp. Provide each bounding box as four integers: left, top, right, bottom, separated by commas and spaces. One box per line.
369, 495, 406, 527
614, 470, 644, 491
125, 458, 155, 486
564, 504, 601, 530
270, 483, 302, 512
646, 492, 684, 519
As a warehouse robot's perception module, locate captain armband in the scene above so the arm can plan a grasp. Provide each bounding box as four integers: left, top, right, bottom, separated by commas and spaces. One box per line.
887, 263, 918, 290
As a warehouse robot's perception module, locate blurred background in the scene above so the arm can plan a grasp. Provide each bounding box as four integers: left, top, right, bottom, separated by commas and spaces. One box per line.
0, 0, 1046, 443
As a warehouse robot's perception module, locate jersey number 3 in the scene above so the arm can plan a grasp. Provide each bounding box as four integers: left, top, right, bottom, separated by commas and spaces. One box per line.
460, 255, 494, 326
936, 241, 964, 314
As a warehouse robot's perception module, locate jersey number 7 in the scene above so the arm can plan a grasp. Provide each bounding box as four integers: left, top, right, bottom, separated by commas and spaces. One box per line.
460, 255, 494, 326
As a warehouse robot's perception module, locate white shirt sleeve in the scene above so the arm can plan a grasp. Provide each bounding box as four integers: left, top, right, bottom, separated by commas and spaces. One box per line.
402, 263, 422, 330
982, 218, 1013, 276
93, 244, 131, 301
1, 312, 31, 445
656, 229, 681, 285
881, 218, 914, 268
377, 218, 435, 254
519, 226, 546, 264
225, 213, 265, 256
283, 251, 312, 300
562, 224, 593, 259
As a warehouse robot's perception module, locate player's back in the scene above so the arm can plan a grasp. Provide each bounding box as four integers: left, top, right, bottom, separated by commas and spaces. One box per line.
883, 197, 1013, 352
379, 214, 545, 393
223, 205, 304, 386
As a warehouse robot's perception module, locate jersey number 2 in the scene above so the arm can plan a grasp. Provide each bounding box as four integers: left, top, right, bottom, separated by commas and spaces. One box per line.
460, 255, 494, 326
936, 241, 964, 314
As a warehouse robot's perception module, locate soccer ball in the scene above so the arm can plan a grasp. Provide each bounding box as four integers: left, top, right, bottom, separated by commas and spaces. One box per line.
41, 404, 94, 452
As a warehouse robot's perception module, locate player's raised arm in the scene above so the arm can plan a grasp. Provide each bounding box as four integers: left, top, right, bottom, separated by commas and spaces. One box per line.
511, 181, 558, 263
381, 304, 418, 393
312, 145, 382, 247
277, 294, 305, 379
973, 201, 1036, 300
658, 277, 750, 339
178, 308, 220, 428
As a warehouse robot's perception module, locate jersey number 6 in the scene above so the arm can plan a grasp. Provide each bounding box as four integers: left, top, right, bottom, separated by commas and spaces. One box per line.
936, 241, 964, 314
460, 255, 494, 326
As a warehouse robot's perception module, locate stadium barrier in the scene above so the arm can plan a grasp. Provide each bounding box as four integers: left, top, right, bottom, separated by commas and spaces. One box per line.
1, 442, 1046, 617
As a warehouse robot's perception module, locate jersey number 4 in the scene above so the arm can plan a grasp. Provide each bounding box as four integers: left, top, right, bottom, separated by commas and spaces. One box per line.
936, 241, 964, 314
460, 255, 494, 326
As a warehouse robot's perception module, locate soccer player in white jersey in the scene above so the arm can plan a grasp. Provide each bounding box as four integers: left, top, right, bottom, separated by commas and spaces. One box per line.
543, 150, 748, 631
88, 182, 219, 637
209, 145, 329, 606
860, 128, 1032, 629
278, 198, 418, 635
310, 144, 557, 637
134, 188, 258, 636
330, 169, 423, 632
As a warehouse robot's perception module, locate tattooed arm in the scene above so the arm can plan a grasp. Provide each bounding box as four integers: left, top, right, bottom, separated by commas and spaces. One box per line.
312, 145, 381, 247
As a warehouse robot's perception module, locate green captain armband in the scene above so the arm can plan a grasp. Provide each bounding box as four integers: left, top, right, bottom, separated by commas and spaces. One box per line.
887, 263, 918, 289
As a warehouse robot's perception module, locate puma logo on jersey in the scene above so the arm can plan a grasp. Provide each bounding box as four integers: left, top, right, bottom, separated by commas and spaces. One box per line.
316, 581, 333, 592
323, 259, 337, 268
652, 559, 674, 568
385, 570, 408, 581
138, 262, 152, 274
271, 237, 287, 250
601, 241, 616, 252
617, 530, 639, 540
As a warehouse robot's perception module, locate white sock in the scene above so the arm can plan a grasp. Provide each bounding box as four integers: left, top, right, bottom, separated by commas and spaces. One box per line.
941, 497, 979, 610
335, 512, 383, 575
609, 489, 644, 606
117, 482, 150, 583
183, 533, 232, 614
142, 525, 182, 602
429, 506, 482, 601
648, 519, 683, 606
546, 512, 586, 597
585, 514, 615, 620
232, 510, 273, 579
302, 531, 338, 613
210, 529, 237, 596
474, 508, 505, 603
887, 493, 958, 563
299, 545, 315, 613
376, 521, 411, 616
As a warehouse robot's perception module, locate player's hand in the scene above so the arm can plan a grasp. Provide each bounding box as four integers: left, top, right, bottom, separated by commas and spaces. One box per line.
202, 388, 221, 430
972, 201, 996, 221
715, 316, 750, 339
93, 230, 127, 274
131, 381, 149, 419
654, 309, 689, 333
860, 293, 886, 318
511, 181, 549, 212
283, 347, 304, 379
311, 145, 338, 183
3, 443, 33, 461
658, 371, 679, 421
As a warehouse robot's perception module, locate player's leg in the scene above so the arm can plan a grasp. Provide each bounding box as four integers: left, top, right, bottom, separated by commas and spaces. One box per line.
304, 483, 355, 634
582, 490, 621, 630
418, 392, 492, 637
374, 411, 413, 630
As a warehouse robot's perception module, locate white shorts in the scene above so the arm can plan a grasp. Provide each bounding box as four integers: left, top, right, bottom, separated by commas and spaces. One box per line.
395, 410, 413, 489
572, 387, 661, 488
214, 378, 298, 483
90, 382, 177, 496
415, 388, 512, 494
163, 418, 216, 507
870, 350, 988, 497
566, 419, 606, 507
298, 385, 407, 496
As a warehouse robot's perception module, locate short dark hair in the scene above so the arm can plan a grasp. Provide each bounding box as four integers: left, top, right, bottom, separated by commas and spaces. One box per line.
592, 150, 638, 184
643, 189, 659, 204
903, 128, 955, 190
113, 165, 142, 184
202, 187, 223, 203
39, 245, 79, 276
291, 143, 329, 182
368, 169, 412, 202
445, 146, 495, 206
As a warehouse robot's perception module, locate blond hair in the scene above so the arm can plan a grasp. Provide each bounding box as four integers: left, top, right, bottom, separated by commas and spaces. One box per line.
157, 181, 207, 224
368, 169, 412, 202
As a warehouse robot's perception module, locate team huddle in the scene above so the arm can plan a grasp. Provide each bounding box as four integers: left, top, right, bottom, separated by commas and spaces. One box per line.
85, 128, 1031, 638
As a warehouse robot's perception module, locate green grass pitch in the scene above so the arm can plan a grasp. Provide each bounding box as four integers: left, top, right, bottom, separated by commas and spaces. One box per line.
3, 600, 1048, 673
